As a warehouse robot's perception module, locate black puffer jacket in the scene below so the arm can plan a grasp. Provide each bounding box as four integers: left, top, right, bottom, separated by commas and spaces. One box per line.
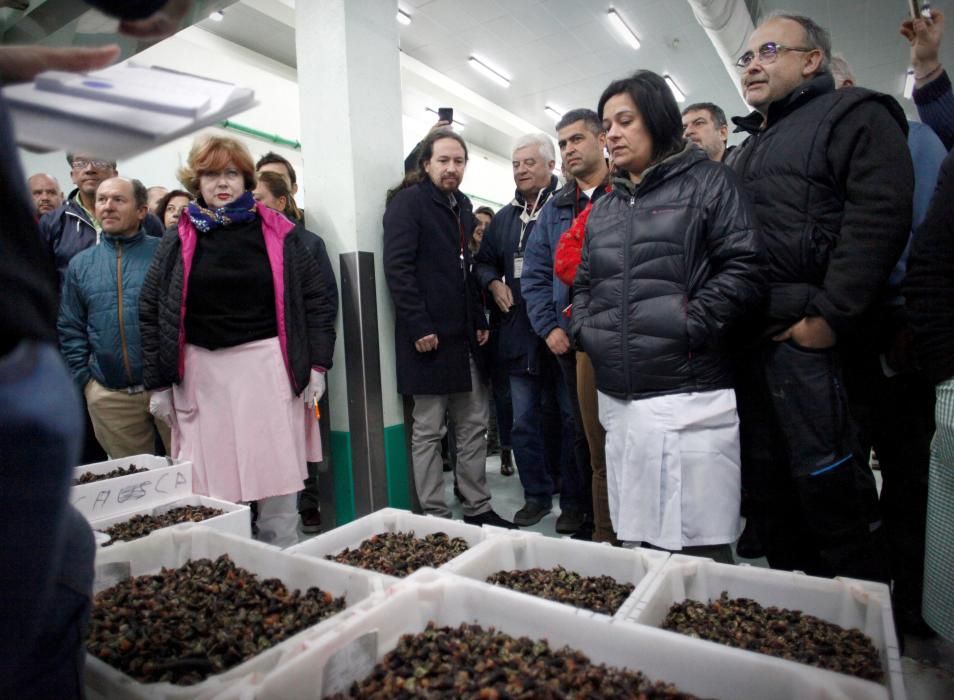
571, 144, 764, 400
140, 206, 336, 393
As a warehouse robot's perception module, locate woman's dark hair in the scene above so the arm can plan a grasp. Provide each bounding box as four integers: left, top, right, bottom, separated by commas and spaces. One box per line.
256, 171, 302, 221
597, 70, 684, 169
475, 205, 495, 219
387, 128, 469, 204
155, 188, 193, 228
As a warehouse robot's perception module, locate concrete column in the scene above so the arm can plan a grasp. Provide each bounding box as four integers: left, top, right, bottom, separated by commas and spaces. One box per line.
295, 0, 410, 522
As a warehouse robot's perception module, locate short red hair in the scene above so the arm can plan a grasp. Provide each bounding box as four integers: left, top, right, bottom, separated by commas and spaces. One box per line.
177, 135, 256, 198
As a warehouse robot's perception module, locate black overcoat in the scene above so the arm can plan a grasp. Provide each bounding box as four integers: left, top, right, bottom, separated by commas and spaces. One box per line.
383, 178, 488, 395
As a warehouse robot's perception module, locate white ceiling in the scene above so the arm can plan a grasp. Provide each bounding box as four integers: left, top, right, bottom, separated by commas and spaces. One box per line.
193, 0, 948, 156
390, 0, 750, 127
2, 1, 945, 158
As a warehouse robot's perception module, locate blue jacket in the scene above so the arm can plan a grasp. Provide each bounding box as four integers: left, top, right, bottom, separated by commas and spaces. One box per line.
474, 176, 558, 374
39, 188, 164, 291
888, 120, 949, 288
913, 69, 954, 151
58, 229, 159, 389
522, 180, 608, 340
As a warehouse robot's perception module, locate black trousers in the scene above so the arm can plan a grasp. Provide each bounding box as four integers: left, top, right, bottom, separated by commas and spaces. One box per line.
843, 355, 934, 613
736, 341, 888, 583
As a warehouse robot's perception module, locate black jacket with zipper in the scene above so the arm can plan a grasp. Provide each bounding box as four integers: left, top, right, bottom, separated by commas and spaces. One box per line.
474, 175, 559, 375
383, 178, 488, 395
571, 144, 764, 400
726, 72, 913, 340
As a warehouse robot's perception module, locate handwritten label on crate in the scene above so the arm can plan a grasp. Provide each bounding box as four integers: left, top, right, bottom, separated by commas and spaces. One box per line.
71, 469, 190, 514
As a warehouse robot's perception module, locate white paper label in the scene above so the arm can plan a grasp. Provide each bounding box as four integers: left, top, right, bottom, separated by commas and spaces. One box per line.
513, 254, 524, 279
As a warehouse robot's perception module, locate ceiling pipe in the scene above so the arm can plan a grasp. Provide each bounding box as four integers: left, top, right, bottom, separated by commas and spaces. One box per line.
219, 120, 301, 150
686, 0, 755, 105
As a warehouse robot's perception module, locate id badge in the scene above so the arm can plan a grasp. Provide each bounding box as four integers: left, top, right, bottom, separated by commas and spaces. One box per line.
513, 253, 524, 279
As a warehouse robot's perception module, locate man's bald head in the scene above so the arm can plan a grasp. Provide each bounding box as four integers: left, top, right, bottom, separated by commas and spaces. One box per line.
28, 173, 63, 216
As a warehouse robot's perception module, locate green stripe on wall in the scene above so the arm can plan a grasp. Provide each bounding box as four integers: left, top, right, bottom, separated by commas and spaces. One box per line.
383, 423, 411, 510
329, 430, 355, 524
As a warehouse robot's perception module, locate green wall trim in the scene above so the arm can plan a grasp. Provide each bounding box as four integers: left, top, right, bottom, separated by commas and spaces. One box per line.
383, 423, 411, 510
329, 430, 355, 524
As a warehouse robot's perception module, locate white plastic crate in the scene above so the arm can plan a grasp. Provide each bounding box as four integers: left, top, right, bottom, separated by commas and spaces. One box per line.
85, 525, 386, 700
622, 554, 902, 700
89, 495, 252, 548
71, 454, 193, 520
229, 568, 875, 700
286, 507, 494, 581
443, 531, 669, 619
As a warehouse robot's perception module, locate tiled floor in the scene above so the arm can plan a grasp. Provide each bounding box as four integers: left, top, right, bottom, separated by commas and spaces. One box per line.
437, 453, 954, 700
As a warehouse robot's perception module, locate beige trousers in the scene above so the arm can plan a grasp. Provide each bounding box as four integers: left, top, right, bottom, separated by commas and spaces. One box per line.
576, 351, 618, 545
85, 379, 171, 459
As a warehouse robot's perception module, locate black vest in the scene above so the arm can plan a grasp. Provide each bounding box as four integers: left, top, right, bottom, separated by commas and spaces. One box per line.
727, 73, 904, 323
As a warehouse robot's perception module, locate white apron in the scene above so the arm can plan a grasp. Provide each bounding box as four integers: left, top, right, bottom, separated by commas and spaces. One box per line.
598, 388, 742, 550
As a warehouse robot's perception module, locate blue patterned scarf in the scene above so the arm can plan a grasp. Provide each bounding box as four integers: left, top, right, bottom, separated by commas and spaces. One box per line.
186, 191, 258, 233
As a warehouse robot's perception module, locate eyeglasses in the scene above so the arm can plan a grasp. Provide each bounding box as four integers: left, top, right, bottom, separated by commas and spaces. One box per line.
199, 168, 244, 183
735, 42, 817, 70
70, 159, 113, 170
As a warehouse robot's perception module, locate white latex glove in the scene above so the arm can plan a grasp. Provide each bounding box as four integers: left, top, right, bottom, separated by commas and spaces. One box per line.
304, 370, 326, 405
148, 389, 176, 426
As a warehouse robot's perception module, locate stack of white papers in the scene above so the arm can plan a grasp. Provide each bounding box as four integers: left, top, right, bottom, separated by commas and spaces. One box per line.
3, 61, 256, 159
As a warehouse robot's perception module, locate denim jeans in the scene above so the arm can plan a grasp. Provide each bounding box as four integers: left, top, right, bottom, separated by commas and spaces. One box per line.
738, 341, 888, 583
490, 356, 513, 449
0, 341, 93, 699
510, 354, 581, 510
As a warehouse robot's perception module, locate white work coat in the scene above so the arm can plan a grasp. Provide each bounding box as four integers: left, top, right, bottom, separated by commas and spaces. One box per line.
598, 388, 742, 550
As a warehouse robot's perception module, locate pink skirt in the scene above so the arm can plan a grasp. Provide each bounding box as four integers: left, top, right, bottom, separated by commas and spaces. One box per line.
170, 337, 321, 502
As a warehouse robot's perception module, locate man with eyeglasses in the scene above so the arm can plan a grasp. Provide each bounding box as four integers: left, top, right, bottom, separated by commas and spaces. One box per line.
725, 13, 914, 584
38, 152, 164, 291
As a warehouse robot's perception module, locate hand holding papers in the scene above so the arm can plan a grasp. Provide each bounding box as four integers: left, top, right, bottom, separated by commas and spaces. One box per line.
3, 62, 256, 159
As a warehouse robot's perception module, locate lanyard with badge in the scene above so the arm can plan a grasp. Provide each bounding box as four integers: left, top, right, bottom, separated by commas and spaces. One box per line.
512, 197, 541, 281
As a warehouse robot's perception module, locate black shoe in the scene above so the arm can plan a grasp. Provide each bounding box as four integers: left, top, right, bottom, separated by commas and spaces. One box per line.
896, 607, 937, 639
555, 508, 585, 534
513, 501, 551, 526
299, 508, 321, 534
464, 509, 518, 529
571, 519, 594, 541
499, 448, 514, 476
735, 519, 764, 559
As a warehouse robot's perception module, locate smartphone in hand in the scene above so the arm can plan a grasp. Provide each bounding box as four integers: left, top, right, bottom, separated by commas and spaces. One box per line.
438, 107, 453, 123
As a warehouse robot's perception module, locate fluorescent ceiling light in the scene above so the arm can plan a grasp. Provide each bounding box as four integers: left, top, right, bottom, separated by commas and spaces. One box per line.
903, 69, 915, 99
664, 75, 686, 103
544, 105, 563, 120
209, 10, 224, 21
397, 9, 412, 26
426, 107, 466, 127
468, 56, 511, 88
608, 9, 640, 50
